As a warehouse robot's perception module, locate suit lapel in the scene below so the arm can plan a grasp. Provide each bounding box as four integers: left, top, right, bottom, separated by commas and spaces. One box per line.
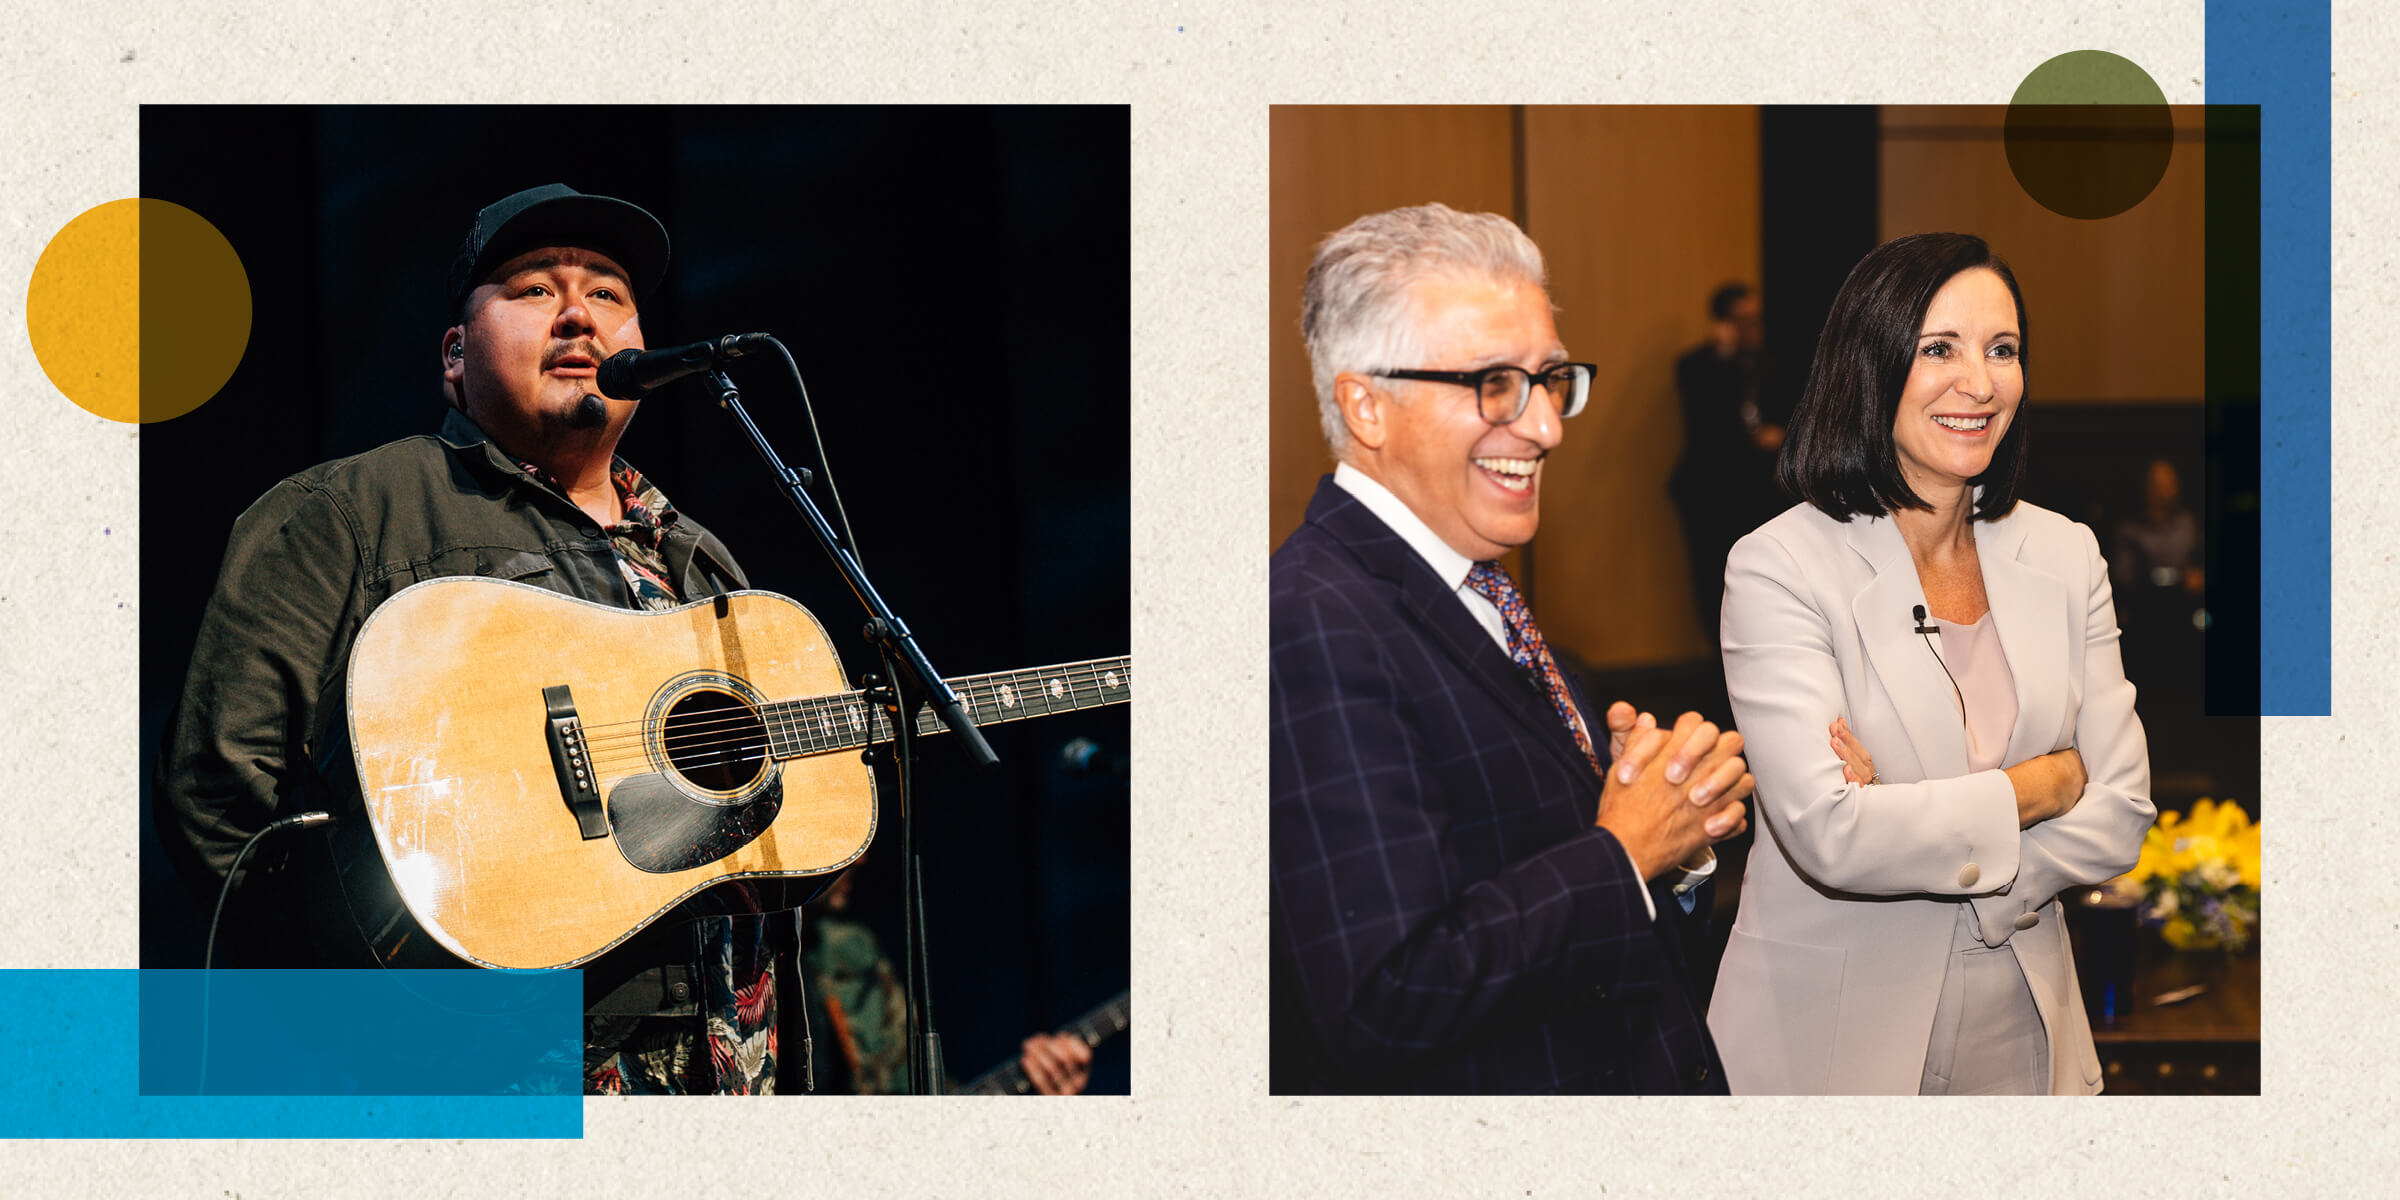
1977, 509, 2070, 763
1846, 516, 1970, 779
1306, 480, 1599, 790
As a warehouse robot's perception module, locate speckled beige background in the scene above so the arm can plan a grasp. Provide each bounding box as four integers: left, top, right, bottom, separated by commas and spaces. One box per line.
0, 1, 2385, 1194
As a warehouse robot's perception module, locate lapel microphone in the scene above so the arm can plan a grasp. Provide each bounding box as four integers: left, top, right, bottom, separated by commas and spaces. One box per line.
1911, 604, 1969, 725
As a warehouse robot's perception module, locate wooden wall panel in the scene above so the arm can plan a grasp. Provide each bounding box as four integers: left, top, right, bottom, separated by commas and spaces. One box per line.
1879, 105, 2207, 406
1269, 104, 2202, 673
1520, 106, 1761, 666
1267, 106, 1517, 552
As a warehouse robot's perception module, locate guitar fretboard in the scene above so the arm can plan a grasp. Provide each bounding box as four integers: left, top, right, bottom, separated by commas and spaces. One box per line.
758, 656, 1131, 760
958, 989, 1130, 1095
1065, 991, 1130, 1047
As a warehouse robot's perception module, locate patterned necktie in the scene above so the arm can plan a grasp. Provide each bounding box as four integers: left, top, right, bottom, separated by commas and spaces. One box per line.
1465, 561, 1601, 778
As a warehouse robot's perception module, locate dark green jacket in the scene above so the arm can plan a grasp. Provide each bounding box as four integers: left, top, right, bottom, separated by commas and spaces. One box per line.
155, 408, 746, 956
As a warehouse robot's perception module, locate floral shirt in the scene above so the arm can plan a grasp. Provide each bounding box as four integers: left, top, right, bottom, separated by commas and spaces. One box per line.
516, 455, 781, 1097
513, 456, 686, 608
583, 913, 779, 1096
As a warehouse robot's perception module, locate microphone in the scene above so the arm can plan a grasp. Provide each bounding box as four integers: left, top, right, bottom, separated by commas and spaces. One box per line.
595, 333, 772, 400
1910, 604, 1968, 724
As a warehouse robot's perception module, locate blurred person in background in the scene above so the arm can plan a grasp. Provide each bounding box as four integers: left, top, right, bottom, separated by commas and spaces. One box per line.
1672, 282, 1786, 639
2114, 458, 2202, 596
799, 864, 1093, 1095
2108, 456, 2206, 705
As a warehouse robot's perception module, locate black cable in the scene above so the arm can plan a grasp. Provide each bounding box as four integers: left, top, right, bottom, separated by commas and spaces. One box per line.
760, 337, 863, 569
757, 333, 923, 1088
1911, 603, 1970, 725
196, 810, 331, 1094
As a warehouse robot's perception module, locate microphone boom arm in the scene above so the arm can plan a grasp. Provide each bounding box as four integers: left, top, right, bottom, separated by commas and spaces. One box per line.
704, 362, 995, 766
701, 348, 992, 1096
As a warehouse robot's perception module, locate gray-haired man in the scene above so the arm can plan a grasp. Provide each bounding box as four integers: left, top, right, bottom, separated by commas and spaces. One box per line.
1270, 203, 1752, 1094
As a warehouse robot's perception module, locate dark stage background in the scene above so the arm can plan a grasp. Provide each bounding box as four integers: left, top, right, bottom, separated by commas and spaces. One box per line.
137, 106, 1132, 1093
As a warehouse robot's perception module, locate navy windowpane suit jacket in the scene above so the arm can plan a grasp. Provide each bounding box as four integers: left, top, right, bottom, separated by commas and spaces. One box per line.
1270, 476, 1726, 1094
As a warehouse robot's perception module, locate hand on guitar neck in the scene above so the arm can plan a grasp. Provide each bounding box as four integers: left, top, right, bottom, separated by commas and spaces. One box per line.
955, 990, 1129, 1095
1015, 1032, 1092, 1096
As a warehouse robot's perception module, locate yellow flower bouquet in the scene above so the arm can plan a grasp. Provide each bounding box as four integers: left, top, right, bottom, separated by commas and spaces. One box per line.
2126, 797, 2261, 951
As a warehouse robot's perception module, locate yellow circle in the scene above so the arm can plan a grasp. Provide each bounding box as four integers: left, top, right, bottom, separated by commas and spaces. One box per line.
26, 198, 252, 423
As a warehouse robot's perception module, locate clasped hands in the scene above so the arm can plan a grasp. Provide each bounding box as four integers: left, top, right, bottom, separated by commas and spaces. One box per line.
1827, 716, 2086, 830
1595, 702, 1755, 883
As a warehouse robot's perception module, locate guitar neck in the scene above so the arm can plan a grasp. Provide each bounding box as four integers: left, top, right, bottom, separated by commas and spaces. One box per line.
758, 656, 1131, 761
958, 990, 1131, 1096
1056, 991, 1131, 1048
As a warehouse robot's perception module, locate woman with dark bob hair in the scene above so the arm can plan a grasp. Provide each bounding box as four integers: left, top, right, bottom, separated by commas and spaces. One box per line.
1704, 232, 2153, 1094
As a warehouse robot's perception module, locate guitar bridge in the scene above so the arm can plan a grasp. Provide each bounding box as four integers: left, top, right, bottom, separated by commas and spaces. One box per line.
543, 684, 608, 840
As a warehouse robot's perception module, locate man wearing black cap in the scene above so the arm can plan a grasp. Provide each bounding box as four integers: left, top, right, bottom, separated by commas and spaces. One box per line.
156, 184, 772, 1094
161, 183, 1102, 1097
438, 183, 674, 528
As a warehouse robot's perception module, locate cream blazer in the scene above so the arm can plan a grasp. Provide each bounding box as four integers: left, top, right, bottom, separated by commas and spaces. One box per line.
1706, 500, 2154, 1095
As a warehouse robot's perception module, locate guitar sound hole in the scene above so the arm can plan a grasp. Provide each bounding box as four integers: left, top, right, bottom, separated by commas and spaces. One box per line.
661, 689, 769, 793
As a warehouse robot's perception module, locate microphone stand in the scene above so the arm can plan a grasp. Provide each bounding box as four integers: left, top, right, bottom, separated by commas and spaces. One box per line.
705, 361, 999, 1096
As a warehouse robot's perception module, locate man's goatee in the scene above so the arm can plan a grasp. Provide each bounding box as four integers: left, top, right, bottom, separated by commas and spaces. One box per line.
566, 392, 609, 431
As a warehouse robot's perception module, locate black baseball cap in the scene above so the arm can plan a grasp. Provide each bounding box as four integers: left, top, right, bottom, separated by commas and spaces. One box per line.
446, 183, 670, 317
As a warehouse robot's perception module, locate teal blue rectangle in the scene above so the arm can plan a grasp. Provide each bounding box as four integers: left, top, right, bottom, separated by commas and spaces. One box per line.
139, 969, 582, 1096
0, 970, 580, 1138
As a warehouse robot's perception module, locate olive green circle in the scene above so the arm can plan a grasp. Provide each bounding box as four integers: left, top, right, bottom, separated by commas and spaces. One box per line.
2004, 51, 2174, 221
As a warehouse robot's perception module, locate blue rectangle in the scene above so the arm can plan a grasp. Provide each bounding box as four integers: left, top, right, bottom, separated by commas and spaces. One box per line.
138, 969, 583, 1096
0, 970, 580, 1138
2211, 0, 2330, 714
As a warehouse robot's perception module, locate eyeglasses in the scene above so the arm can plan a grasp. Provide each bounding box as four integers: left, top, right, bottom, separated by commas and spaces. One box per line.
1375, 362, 1595, 424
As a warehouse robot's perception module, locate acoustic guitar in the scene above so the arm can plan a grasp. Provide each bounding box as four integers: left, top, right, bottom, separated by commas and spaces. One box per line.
332, 576, 1130, 971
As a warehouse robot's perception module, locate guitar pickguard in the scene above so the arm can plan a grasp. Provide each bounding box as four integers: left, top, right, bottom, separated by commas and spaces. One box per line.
606, 771, 785, 873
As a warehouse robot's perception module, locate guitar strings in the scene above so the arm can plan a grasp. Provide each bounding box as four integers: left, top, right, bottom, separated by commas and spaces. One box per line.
569, 706, 1123, 769
565, 659, 1135, 745
570, 670, 1134, 753
570, 681, 1122, 777
571, 680, 1133, 768
561, 664, 1135, 770
572, 680, 1133, 775
574, 668, 1135, 744
568, 663, 1135, 750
